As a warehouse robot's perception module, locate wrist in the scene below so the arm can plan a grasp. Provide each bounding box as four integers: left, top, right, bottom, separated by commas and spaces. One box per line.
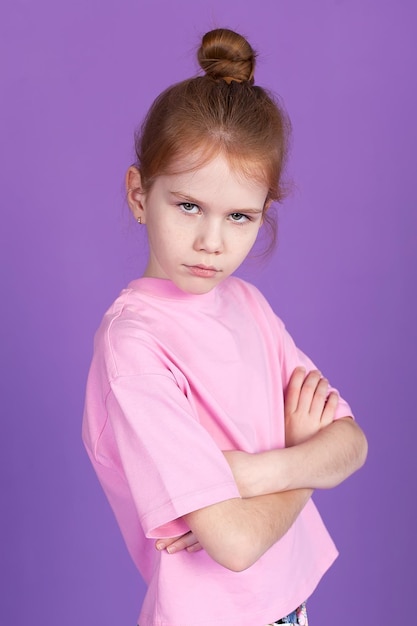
241, 449, 295, 497
224, 447, 303, 497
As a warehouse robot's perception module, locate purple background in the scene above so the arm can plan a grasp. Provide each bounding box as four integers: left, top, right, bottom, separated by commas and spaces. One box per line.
1, 1, 416, 624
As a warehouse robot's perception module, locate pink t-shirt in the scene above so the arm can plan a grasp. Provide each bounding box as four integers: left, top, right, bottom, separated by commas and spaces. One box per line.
82, 276, 353, 626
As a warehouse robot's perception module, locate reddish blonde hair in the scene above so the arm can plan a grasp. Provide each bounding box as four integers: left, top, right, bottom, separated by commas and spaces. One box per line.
133, 28, 291, 249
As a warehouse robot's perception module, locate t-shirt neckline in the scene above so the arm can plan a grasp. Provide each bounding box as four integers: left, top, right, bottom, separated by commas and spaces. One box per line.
127, 277, 223, 303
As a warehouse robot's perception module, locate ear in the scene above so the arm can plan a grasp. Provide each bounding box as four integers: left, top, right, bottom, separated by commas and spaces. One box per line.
126, 166, 147, 224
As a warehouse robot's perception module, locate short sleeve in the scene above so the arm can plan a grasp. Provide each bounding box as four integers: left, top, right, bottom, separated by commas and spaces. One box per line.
102, 370, 241, 539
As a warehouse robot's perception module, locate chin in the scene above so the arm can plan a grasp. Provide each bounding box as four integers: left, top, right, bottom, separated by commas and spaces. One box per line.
177, 278, 219, 295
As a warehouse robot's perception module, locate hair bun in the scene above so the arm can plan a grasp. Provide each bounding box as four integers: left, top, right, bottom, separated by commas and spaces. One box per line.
197, 28, 256, 84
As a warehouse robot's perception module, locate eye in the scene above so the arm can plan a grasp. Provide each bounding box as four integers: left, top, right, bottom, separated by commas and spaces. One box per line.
179, 202, 200, 214
229, 212, 250, 223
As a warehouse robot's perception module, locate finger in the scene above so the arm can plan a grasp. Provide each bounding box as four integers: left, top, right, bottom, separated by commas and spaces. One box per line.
284, 367, 306, 413
155, 535, 181, 551
309, 377, 329, 420
297, 370, 322, 414
163, 532, 200, 554
186, 542, 203, 553
321, 391, 339, 426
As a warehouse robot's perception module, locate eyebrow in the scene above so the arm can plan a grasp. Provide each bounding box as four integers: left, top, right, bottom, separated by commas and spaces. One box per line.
170, 191, 264, 213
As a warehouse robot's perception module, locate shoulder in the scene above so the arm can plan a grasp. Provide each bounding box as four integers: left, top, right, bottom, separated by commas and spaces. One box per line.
223, 277, 285, 328
222, 276, 267, 303
97, 286, 146, 344
92, 286, 168, 380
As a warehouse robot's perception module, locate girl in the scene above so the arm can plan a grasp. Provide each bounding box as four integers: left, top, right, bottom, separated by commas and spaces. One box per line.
82, 28, 367, 626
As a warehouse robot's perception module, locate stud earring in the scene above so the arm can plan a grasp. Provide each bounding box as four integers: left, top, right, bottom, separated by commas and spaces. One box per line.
136, 216, 141, 224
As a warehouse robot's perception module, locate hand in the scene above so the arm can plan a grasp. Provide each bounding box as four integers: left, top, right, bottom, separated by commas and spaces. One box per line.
155, 531, 202, 554
284, 367, 339, 447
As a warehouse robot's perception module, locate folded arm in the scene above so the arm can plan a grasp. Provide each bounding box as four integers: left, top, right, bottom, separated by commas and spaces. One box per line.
224, 416, 367, 497
156, 487, 312, 570
225, 368, 367, 497
157, 368, 367, 565
182, 487, 312, 571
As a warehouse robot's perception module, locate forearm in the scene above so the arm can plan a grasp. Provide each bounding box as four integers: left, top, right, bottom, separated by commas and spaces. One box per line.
183, 487, 312, 571
227, 417, 368, 497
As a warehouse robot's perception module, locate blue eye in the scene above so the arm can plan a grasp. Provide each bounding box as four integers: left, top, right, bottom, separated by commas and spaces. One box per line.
230, 213, 249, 223
179, 202, 199, 214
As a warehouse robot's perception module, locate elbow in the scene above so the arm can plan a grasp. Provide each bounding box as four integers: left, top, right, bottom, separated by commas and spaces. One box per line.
213, 553, 257, 573
348, 418, 368, 471
225, 559, 254, 573
220, 550, 257, 573
205, 528, 264, 572
356, 427, 368, 470
343, 420, 368, 480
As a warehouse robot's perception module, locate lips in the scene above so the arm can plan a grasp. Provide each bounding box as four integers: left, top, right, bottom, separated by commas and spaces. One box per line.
194, 264, 218, 271
186, 264, 220, 278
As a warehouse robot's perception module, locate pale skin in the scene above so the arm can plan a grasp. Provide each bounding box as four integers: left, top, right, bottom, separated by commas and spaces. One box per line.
126, 155, 368, 572
155, 367, 367, 571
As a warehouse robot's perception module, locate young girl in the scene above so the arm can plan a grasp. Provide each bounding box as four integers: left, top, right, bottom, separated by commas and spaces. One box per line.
83, 28, 367, 626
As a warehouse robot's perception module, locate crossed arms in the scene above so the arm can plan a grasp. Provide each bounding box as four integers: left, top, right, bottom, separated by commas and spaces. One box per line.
156, 367, 368, 572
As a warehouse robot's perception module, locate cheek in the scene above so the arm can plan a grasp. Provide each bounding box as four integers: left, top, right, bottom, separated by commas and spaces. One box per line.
228, 231, 258, 259
245, 227, 262, 253
241, 224, 262, 246
155, 224, 189, 254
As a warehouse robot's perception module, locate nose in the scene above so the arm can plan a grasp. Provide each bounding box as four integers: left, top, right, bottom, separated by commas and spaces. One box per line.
193, 218, 224, 254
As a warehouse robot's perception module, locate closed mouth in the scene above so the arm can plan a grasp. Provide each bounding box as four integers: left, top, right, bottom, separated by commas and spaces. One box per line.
185, 264, 221, 277
192, 264, 219, 271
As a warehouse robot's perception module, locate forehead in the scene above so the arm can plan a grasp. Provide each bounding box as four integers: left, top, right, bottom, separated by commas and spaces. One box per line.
162, 154, 268, 204
169, 146, 267, 180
